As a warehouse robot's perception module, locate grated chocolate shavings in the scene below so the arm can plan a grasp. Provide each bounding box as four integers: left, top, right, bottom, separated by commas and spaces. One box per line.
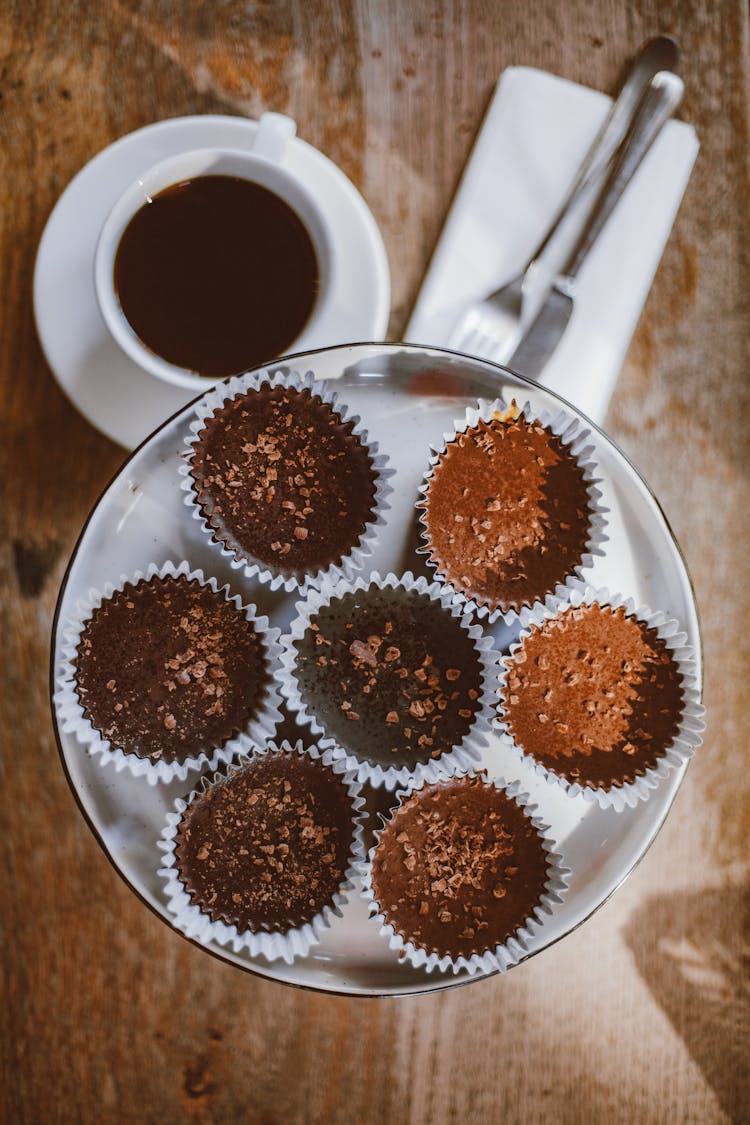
174, 751, 355, 932
189, 384, 378, 571
74, 574, 269, 764
293, 586, 484, 770
371, 777, 549, 959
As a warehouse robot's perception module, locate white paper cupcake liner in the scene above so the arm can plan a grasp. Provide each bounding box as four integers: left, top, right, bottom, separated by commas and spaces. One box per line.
415, 397, 609, 624
53, 559, 284, 786
180, 367, 394, 593
361, 770, 569, 976
157, 739, 366, 963
277, 570, 501, 791
496, 583, 706, 812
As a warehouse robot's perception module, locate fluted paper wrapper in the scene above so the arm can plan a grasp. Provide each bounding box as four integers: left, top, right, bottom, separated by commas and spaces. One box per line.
53, 560, 283, 785
416, 397, 608, 624
157, 740, 366, 963
361, 770, 569, 976
497, 583, 705, 812
180, 367, 394, 593
277, 570, 500, 791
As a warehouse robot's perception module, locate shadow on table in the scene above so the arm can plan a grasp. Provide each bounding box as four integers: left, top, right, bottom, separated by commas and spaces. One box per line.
623, 884, 750, 1123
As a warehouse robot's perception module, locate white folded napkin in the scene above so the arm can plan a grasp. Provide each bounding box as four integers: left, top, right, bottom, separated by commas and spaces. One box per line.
405, 66, 699, 424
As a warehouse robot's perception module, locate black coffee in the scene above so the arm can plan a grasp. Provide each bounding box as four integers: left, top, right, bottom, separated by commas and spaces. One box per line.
113, 175, 319, 377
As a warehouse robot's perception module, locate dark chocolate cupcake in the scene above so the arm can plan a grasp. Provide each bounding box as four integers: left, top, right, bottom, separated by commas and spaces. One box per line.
278, 572, 499, 789
498, 589, 704, 810
417, 399, 606, 619
158, 741, 365, 961
365, 774, 567, 974
182, 371, 391, 591
56, 562, 282, 783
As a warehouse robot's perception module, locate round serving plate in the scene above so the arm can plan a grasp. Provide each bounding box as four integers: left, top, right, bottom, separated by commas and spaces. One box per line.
50, 342, 702, 997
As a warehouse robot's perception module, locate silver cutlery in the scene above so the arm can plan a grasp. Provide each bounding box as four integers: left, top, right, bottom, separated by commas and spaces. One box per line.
448, 36, 680, 363
504, 69, 684, 381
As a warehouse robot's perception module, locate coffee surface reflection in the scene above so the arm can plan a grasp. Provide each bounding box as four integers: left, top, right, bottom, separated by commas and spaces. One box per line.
114, 174, 319, 377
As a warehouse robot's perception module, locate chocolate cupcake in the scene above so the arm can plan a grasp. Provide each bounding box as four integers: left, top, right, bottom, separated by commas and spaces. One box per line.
417, 399, 607, 619
278, 572, 499, 789
55, 562, 282, 784
158, 742, 365, 961
498, 588, 704, 810
365, 774, 567, 974
182, 370, 391, 591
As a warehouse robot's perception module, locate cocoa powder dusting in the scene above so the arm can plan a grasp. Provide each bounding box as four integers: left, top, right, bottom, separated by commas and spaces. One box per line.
502, 603, 684, 789
423, 413, 592, 612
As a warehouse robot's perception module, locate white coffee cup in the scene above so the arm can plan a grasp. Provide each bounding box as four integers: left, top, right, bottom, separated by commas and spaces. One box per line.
94, 113, 337, 391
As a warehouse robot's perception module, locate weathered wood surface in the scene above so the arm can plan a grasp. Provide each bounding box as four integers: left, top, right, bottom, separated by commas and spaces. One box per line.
1, 2, 747, 1121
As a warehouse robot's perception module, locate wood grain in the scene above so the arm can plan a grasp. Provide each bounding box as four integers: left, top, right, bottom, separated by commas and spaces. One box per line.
1, 2, 748, 1122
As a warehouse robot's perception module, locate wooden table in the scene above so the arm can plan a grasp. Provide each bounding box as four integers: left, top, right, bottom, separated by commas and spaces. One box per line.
2, 3, 747, 1121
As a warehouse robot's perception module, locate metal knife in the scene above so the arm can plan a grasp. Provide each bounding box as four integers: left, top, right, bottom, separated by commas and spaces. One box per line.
504, 70, 685, 382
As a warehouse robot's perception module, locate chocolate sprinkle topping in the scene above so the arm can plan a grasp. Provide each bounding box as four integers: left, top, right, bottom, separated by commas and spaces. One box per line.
293, 586, 484, 769
174, 751, 355, 933
371, 777, 550, 959
189, 383, 378, 571
74, 574, 269, 763
502, 603, 685, 789
423, 411, 593, 612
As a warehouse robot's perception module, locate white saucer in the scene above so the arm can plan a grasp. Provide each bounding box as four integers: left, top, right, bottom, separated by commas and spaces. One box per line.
33, 115, 391, 450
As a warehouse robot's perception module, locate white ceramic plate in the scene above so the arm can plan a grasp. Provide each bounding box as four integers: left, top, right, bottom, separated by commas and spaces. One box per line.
50, 343, 702, 996
33, 116, 390, 451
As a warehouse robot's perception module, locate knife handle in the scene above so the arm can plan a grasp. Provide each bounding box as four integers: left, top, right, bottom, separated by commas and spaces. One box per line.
560, 70, 685, 286
529, 36, 680, 266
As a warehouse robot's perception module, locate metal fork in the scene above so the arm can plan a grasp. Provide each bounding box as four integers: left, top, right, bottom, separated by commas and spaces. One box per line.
448, 35, 680, 363
504, 70, 685, 380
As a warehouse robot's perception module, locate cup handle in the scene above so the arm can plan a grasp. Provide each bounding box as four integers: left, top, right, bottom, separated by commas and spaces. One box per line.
252, 112, 297, 163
